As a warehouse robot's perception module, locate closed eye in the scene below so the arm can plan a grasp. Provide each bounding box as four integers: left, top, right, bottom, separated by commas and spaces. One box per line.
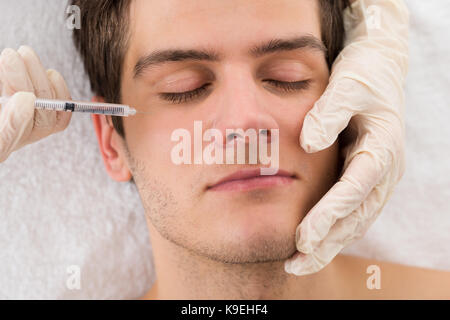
262, 79, 311, 92
158, 79, 311, 104
158, 83, 212, 104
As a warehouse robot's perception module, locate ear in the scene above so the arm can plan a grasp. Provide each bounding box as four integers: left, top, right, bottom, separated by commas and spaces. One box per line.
91, 96, 132, 182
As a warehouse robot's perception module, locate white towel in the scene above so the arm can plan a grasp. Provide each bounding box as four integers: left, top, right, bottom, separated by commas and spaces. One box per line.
0, 0, 448, 299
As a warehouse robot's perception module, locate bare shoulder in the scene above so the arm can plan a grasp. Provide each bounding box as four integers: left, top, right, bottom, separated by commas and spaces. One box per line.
334, 254, 450, 299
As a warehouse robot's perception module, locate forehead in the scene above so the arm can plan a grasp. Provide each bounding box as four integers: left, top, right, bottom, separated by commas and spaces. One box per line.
127, 0, 321, 57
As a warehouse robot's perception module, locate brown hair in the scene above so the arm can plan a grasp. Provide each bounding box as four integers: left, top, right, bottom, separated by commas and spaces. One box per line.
319, 0, 350, 67
71, 0, 349, 139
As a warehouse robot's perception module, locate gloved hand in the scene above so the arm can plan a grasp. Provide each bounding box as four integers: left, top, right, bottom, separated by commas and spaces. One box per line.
0, 46, 72, 163
285, 0, 409, 275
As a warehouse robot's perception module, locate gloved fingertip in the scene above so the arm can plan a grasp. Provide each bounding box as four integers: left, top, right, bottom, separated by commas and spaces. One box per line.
47, 69, 71, 100
17, 45, 38, 61
0, 49, 20, 71
295, 226, 310, 254
300, 133, 320, 154
299, 135, 314, 153
0, 48, 15, 59
284, 260, 293, 274
300, 117, 330, 153
17, 45, 31, 54
284, 259, 308, 276
284, 251, 312, 276
10, 91, 36, 113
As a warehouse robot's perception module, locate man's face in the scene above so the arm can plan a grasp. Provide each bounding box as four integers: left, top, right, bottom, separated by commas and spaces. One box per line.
117, 0, 339, 263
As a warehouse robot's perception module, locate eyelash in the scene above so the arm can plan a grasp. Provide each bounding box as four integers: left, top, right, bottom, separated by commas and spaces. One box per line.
263, 79, 311, 92
158, 79, 311, 104
159, 83, 212, 104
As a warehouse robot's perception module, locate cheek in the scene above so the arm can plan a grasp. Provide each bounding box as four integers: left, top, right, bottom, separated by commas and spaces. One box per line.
304, 141, 340, 192
294, 142, 339, 220
122, 116, 182, 182
122, 115, 204, 194
279, 72, 330, 143
276, 93, 319, 143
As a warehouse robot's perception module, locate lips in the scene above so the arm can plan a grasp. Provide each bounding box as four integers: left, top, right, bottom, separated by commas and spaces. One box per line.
207, 168, 296, 192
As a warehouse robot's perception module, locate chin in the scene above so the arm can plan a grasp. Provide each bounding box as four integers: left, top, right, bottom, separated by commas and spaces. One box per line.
217, 230, 298, 264
210, 206, 300, 243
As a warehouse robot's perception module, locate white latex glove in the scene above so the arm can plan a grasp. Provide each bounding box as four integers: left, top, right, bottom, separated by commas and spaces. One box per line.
0, 46, 72, 163
285, 0, 409, 275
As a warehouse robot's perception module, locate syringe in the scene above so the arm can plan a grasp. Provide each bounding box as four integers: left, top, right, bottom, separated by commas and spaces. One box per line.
0, 96, 137, 117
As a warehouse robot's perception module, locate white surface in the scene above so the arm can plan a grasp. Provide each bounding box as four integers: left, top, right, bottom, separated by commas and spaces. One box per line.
0, 0, 448, 299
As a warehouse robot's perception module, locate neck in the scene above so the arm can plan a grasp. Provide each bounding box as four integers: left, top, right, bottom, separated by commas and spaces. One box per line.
144, 222, 343, 300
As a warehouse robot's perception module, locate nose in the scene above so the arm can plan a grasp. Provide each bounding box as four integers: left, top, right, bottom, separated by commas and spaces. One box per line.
211, 64, 279, 146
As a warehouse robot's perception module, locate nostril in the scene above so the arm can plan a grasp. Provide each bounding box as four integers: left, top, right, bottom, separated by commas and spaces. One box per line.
259, 128, 272, 143
226, 132, 243, 142
261, 128, 271, 136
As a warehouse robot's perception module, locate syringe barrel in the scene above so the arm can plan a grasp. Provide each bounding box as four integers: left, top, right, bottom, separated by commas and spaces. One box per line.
33, 99, 66, 112
34, 99, 131, 116
1, 97, 135, 117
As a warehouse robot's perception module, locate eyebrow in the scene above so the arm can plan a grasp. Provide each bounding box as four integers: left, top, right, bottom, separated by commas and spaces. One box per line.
133, 34, 327, 79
